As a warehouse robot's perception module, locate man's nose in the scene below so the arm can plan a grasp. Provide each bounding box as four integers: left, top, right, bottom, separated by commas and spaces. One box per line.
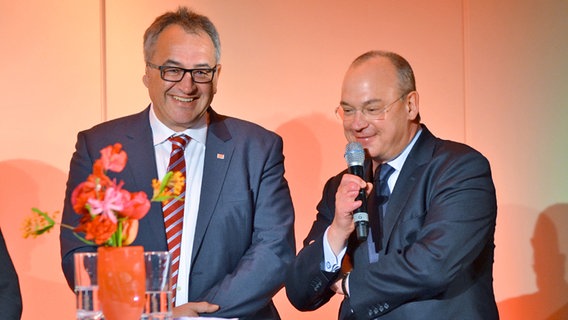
176, 71, 195, 90
350, 110, 369, 128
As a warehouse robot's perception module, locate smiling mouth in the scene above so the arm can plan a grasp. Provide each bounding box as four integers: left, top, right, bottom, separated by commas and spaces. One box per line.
173, 96, 195, 103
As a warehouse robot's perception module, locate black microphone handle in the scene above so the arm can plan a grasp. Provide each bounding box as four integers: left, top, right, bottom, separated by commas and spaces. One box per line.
348, 164, 368, 241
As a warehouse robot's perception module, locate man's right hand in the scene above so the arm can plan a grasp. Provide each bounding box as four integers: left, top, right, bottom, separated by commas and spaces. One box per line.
173, 301, 220, 317
328, 174, 373, 255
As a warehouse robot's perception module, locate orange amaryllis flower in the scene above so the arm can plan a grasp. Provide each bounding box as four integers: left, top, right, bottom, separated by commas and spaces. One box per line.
168, 171, 185, 197
151, 171, 186, 203
100, 143, 127, 172
22, 209, 59, 238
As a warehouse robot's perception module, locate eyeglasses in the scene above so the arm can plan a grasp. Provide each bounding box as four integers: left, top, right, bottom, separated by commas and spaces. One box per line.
335, 93, 407, 121
146, 62, 218, 83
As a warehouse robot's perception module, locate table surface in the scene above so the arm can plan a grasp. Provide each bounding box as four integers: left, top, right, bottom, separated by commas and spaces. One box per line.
174, 317, 237, 320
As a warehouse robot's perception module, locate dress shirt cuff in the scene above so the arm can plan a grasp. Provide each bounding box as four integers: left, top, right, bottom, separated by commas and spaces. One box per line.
322, 227, 347, 272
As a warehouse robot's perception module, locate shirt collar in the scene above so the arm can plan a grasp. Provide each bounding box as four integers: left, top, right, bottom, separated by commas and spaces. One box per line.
386, 127, 423, 172
149, 104, 208, 147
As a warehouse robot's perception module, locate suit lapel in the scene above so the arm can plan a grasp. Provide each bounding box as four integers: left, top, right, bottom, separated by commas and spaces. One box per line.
382, 126, 436, 250
191, 109, 234, 262
120, 108, 158, 196
119, 107, 166, 246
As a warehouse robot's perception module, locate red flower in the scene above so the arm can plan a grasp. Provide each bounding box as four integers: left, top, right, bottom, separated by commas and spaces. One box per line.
121, 191, 151, 220
71, 181, 97, 215
81, 215, 117, 245
92, 160, 112, 187
100, 143, 127, 172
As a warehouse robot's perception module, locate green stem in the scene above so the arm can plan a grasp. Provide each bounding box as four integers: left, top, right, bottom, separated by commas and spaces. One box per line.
116, 219, 123, 247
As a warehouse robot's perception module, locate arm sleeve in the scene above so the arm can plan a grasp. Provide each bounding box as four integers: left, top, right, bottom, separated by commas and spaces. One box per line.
59, 132, 99, 289
197, 135, 296, 318
0, 229, 23, 319
285, 175, 345, 311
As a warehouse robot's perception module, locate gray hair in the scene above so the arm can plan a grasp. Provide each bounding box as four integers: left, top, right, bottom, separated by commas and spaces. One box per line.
143, 6, 221, 63
351, 50, 416, 95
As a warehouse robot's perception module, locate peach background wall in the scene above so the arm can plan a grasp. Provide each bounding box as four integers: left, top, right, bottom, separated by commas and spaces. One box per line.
1, 0, 566, 319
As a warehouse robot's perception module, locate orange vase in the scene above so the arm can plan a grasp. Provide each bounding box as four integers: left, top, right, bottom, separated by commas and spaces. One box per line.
97, 246, 146, 320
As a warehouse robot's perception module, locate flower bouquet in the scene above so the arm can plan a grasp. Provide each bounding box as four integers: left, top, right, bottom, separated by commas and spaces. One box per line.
23, 143, 184, 320
23, 143, 184, 245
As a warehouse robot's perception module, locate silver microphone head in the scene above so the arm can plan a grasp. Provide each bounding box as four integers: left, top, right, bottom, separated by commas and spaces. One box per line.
345, 142, 365, 167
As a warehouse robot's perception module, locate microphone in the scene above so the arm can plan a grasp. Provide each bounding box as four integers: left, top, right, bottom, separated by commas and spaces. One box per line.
344, 142, 368, 241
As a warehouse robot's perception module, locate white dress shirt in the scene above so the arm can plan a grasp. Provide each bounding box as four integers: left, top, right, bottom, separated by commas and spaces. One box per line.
149, 105, 207, 306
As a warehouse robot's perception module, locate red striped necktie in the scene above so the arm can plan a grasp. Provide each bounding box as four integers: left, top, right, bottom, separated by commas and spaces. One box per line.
163, 134, 190, 303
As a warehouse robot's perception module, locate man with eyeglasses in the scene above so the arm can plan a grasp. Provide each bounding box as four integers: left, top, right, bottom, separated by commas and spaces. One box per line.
285, 51, 499, 319
60, 7, 295, 319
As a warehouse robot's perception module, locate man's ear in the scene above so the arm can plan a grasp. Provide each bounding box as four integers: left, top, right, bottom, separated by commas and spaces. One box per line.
405, 91, 419, 120
142, 73, 149, 88
211, 64, 222, 94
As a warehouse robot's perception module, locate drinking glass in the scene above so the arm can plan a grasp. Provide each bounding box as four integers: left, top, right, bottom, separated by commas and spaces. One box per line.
74, 252, 103, 320
142, 251, 172, 320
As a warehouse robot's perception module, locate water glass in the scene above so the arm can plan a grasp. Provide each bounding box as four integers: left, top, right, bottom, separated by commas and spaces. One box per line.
142, 251, 172, 320
74, 252, 103, 320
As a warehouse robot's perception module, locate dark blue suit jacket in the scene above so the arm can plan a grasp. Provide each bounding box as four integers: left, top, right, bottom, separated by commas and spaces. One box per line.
60, 107, 295, 319
0, 228, 22, 320
286, 125, 499, 319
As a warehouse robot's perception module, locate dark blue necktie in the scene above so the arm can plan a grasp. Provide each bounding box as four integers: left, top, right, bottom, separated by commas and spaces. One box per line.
367, 163, 395, 263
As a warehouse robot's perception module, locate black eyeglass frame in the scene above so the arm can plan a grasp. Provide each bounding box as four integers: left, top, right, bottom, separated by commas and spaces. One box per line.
146, 62, 218, 83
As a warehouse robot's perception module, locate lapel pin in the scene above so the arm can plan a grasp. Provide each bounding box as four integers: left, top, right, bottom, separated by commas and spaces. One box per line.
217, 153, 225, 159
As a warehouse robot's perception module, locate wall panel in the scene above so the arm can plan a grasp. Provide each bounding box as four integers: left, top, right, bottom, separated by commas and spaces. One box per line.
1, 0, 566, 319
0, 1, 103, 319
467, 1, 568, 318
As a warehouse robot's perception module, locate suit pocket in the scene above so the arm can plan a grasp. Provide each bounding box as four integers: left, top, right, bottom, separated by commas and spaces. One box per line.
396, 209, 426, 247
220, 189, 252, 203
217, 189, 254, 238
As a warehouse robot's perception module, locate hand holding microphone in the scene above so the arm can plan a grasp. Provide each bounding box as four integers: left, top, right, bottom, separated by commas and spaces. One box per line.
344, 142, 368, 241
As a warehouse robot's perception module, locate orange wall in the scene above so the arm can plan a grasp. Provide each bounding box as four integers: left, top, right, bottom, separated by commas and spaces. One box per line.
1, 1, 566, 319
